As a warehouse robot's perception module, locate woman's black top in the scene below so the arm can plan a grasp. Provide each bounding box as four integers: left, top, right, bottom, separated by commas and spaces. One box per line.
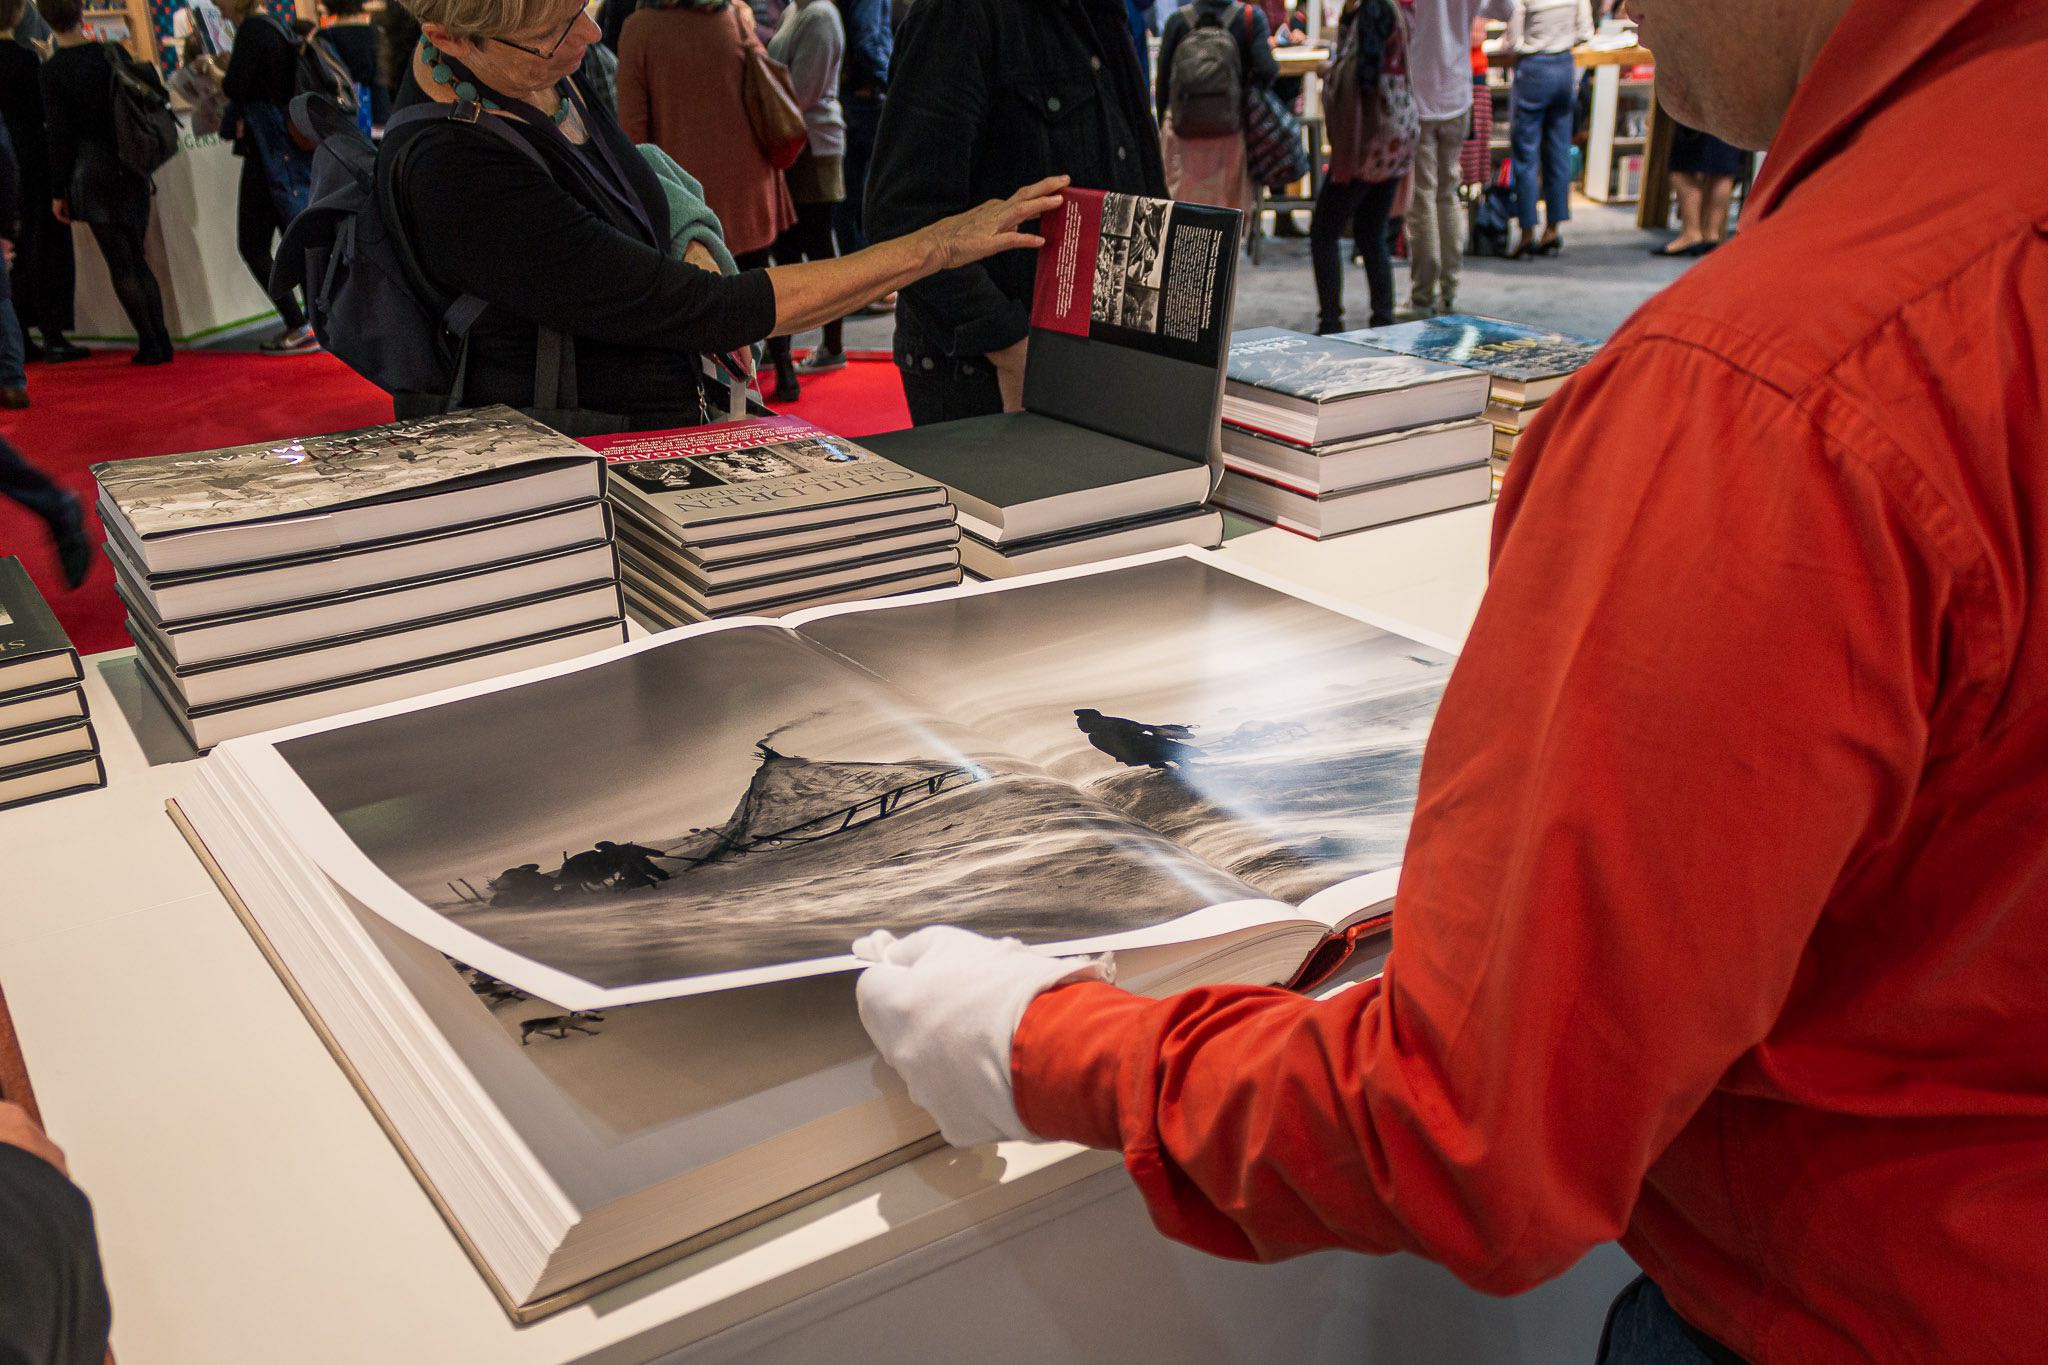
386, 72, 777, 425
0, 44, 52, 199
39, 43, 150, 227
223, 13, 300, 106
321, 23, 380, 92
0, 1145, 112, 1365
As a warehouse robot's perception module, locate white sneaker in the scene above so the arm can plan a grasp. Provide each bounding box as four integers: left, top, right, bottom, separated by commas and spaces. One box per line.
262, 324, 321, 354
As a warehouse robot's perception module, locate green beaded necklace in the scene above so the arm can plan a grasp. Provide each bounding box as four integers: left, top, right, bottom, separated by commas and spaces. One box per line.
418, 36, 571, 124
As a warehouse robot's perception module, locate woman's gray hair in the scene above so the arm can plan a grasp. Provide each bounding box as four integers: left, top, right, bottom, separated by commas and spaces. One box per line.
410, 0, 577, 41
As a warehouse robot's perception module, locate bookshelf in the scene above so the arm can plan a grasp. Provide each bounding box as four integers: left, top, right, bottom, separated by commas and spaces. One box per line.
1583, 59, 1657, 203
83, 0, 155, 62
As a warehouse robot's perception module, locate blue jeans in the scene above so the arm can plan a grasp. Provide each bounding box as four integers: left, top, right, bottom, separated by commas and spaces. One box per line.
0, 247, 26, 389
1597, 1277, 1748, 1365
1510, 51, 1575, 230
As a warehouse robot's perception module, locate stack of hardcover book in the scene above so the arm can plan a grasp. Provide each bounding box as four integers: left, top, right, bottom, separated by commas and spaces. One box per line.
0, 557, 104, 810
584, 417, 964, 626
1338, 315, 1602, 495
1216, 328, 1495, 538
863, 189, 1232, 578
94, 407, 627, 750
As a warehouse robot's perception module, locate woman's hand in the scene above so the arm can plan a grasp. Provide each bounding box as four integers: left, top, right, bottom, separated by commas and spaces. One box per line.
919, 175, 1071, 273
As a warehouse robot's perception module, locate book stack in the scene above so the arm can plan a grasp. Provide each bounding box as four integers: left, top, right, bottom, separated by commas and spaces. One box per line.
1339, 315, 1601, 496
94, 407, 628, 750
0, 557, 104, 810
1215, 328, 1494, 538
864, 189, 1232, 578
584, 416, 964, 626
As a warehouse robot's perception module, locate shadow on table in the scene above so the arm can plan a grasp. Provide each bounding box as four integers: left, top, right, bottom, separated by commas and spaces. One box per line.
96, 655, 202, 766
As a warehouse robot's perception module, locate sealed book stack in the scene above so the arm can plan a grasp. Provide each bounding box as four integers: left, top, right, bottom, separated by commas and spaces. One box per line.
863, 189, 1232, 578
1339, 315, 1602, 495
94, 407, 627, 750
0, 557, 104, 810
174, 547, 1444, 1320
1216, 328, 1494, 538
583, 417, 963, 626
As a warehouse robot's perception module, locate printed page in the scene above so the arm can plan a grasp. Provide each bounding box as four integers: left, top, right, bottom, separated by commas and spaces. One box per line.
796, 551, 1455, 924
224, 615, 1288, 1010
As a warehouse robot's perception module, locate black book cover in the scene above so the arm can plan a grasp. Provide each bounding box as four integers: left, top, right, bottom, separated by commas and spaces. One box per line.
0, 558, 82, 695
0, 750, 105, 814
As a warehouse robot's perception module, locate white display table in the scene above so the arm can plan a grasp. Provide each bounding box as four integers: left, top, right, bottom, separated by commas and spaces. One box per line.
0, 506, 1637, 1362
72, 126, 282, 346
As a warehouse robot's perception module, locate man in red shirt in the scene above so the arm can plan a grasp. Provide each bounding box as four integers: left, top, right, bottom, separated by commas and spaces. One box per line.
855, 0, 2048, 1358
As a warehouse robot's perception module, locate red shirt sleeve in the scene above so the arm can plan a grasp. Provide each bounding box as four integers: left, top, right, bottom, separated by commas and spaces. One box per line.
1011, 337, 1963, 1291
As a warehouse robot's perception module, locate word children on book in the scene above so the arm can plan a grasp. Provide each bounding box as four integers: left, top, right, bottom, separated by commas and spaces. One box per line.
584, 416, 962, 624
94, 407, 626, 749
863, 189, 1233, 577
180, 550, 1454, 1313
1338, 314, 1601, 495
1217, 329, 1494, 538
0, 557, 102, 810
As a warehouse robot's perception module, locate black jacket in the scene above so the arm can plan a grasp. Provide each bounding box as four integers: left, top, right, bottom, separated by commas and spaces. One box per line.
866, 0, 1166, 362
1155, 0, 1277, 123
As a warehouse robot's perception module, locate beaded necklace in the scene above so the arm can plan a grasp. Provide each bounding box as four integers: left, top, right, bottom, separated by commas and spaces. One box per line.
418, 35, 571, 124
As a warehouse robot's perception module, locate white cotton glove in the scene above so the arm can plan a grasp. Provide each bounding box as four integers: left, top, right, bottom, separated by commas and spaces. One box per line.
852, 926, 1114, 1148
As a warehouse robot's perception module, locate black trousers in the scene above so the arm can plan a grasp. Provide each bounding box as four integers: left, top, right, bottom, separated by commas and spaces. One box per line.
86, 221, 171, 358
1311, 176, 1400, 331
770, 201, 842, 355
0, 435, 73, 528
897, 349, 1003, 426
237, 153, 305, 331
15, 197, 76, 339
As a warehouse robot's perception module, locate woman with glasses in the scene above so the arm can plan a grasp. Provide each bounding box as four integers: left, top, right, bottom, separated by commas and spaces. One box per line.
388, 0, 1059, 431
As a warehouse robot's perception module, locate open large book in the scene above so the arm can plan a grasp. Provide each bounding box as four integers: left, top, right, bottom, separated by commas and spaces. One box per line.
175, 550, 1453, 1315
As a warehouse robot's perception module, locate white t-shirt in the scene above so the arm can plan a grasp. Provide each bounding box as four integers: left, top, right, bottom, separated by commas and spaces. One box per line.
1408, 0, 1514, 122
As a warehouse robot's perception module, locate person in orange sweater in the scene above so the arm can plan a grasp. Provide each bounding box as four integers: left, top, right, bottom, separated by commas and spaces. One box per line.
853, 0, 2048, 1358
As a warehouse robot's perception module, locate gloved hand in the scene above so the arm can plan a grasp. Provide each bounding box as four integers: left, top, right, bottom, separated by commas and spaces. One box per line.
852, 926, 1114, 1148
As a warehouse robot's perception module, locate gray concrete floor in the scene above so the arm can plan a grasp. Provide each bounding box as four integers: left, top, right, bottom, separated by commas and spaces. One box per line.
828, 193, 1716, 355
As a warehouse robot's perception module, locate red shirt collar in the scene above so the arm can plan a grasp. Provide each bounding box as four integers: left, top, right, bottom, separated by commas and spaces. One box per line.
1748, 0, 1986, 220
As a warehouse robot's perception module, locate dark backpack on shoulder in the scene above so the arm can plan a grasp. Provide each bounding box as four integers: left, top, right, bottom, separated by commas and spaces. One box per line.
106, 43, 180, 177
271, 95, 527, 405
265, 17, 361, 119
1168, 3, 1246, 137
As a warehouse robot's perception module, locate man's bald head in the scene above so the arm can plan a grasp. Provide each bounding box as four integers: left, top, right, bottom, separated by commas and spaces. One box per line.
1623, 0, 1857, 149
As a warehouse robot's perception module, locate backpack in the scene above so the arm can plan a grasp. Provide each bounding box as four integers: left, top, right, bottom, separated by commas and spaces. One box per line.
1168, 4, 1245, 138
1468, 157, 1514, 257
106, 43, 180, 178
271, 94, 520, 406
1324, 0, 1416, 183
267, 16, 360, 119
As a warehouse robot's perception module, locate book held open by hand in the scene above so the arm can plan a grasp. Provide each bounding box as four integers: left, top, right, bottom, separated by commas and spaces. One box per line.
174, 549, 1454, 1317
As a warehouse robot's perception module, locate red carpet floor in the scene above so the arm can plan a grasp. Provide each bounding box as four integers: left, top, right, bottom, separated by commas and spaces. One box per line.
0, 346, 910, 656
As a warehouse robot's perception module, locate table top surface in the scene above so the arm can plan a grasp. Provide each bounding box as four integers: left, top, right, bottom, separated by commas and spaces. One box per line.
0, 510, 1492, 1363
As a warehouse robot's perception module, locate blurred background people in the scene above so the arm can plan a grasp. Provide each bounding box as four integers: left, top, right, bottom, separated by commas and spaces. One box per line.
1405, 0, 1508, 315
318, 0, 389, 127
1493, 0, 1590, 258
1312, 0, 1414, 332
0, 0, 83, 363
39, 0, 174, 364
1155, 0, 1275, 224
1654, 119, 1744, 257
221, 0, 320, 351
769, 0, 847, 398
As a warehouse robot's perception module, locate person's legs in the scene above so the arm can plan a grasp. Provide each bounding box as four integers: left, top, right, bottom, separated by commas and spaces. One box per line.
1430, 115, 1465, 307
1407, 118, 1448, 311
897, 350, 1004, 426
1540, 64, 1574, 239
786, 201, 846, 364
23, 201, 81, 355
87, 222, 172, 362
1355, 177, 1401, 327
836, 92, 883, 256
1703, 174, 1736, 242
1310, 178, 1367, 332
1509, 67, 1546, 237
0, 251, 28, 402
239, 153, 309, 335
0, 436, 90, 590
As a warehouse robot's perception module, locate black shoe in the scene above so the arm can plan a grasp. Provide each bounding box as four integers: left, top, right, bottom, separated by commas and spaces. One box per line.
1536, 235, 1562, 257
132, 348, 174, 366
47, 492, 91, 591
40, 338, 90, 363
770, 357, 801, 405
0, 387, 26, 409
22, 338, 45, 363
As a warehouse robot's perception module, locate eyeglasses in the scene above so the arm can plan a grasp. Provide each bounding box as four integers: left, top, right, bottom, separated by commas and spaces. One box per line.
489, 6, 586, 59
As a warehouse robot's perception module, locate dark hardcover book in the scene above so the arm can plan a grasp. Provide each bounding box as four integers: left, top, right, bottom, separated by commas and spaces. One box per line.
0, 558, 84, 700
616, 507, 960, 591
958, 505, 1223, 579
0, 717, 98, 773
1223, 329, 1489, 446
1220, 417, 1494, 496
1339, 315, 1601, 405
619, 551, 963, 626
0, 750, 105, 813
582, 419, 948, 545
1215, 462, 1492, 540
0, 681, 87, 739
865, 188, 1240, 539
94, 407, 605, 576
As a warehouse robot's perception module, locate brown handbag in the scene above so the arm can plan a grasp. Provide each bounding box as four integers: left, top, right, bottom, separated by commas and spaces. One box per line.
735, 4, 808, 171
